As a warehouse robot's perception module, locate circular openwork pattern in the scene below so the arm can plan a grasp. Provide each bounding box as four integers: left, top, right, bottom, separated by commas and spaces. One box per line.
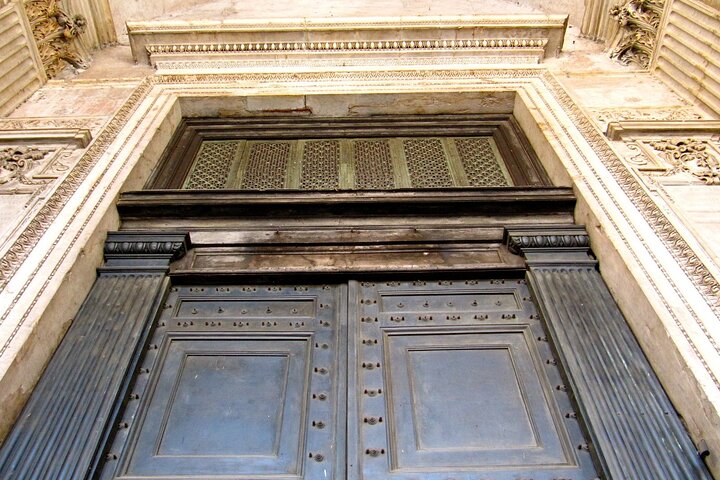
455, 138, 509, 186
354, 140, 395, 190
403, 138, 454, 188
184, 141, 238, 189
242, 142, 292, 190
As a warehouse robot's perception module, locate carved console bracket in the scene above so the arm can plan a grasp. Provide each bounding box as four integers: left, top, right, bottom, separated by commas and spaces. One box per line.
23, 0, 88, 77
609, 0, 664, 68
505, 225, 713, 479
0, 231, 189, 479
505, 225, 595, 266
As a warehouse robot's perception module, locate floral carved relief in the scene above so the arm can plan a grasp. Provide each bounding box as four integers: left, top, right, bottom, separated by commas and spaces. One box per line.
0, 147, 49, 186
649, 138, 720, 185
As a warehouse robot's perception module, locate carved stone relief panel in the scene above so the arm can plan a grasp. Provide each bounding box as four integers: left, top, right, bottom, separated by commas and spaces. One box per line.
648, 138, 720, 185
0, 127, 92, 246
0, 146, 54, 190
612, 133, 720, 265
606, 120, 720, 185
616, 135, 720, 186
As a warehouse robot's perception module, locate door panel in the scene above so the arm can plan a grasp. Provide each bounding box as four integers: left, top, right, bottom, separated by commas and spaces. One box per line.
349, 279, 599, 480
98, 284, 345, 480
98, 280, 597, 480
124, 337, 310, 476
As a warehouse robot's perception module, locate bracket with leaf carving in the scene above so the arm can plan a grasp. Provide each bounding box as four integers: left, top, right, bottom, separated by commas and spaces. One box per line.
23, 0, 88, 77
609, 0, 664, 68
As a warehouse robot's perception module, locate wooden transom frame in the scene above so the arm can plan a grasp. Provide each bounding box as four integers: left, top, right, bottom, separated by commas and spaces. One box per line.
147, 114, 550, 190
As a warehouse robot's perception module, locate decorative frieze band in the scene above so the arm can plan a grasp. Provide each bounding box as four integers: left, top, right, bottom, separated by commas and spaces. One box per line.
145, 38, 550, 69
146, 38, 548, 55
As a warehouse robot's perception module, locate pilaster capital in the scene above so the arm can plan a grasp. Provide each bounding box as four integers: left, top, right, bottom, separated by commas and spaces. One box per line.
103, 231, 190, 271
504, 226, 596, 267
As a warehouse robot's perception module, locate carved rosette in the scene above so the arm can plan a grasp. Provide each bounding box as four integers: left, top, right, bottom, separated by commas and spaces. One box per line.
609, 0, 665, 68
23, 0, 88, 78
0, 146, 49, 185
649, 138, 720, 185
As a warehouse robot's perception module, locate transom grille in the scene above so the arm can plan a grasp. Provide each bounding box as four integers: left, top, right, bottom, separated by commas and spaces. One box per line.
182, 137, 511, 190
183, 141, 239, 189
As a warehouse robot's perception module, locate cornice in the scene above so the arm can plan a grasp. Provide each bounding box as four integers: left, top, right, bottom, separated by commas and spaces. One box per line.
0, 129, 92, 148
127, 15, 570, 33
128, 14, 567, 65
606, 120, 720, 140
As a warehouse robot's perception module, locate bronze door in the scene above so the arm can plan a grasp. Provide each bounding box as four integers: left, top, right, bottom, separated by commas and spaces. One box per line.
98, 279, 598, 479
348, 279, 597, 480
98, 284, 347, 480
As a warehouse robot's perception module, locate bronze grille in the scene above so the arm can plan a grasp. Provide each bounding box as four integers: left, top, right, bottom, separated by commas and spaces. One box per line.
455, 137, 510, 187
181, 137, 511, 190
403, 138, 454, 188
183, 141, 238, 189
241, 142, 292, 190
354, 140, 395, 190
300, 140, 340, 190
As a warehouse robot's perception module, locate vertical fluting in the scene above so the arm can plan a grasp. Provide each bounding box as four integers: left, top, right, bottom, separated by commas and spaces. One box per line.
0, 273, 165, 480
529, 266, 711, 480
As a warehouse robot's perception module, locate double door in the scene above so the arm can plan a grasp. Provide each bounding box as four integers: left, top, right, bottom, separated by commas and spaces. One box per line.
98, 278, 598, 479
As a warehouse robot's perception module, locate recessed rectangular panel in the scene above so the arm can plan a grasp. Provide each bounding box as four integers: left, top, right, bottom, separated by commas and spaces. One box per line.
379, 291, 520, 313
158, 353, 289, 456
407, 347, 535, 450
175, 298, 316, 319
385, 330, 571, 471
122, 336, 310, 477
